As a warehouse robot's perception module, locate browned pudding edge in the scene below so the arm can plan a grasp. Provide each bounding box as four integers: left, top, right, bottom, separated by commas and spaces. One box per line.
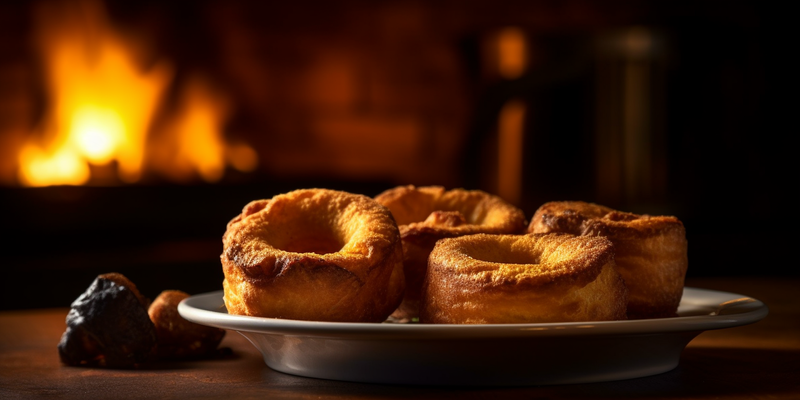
529, 201, 688, 319
420, 232, 628, 324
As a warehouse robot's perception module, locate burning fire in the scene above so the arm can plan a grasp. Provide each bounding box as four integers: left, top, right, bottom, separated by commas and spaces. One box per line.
17, 0, 256, 187
147, 76, 258, 183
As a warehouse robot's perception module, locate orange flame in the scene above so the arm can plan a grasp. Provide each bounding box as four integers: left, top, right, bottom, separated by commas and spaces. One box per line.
148, 76, 257, 183
17, 0, 256, 186
18, 0, 171, 186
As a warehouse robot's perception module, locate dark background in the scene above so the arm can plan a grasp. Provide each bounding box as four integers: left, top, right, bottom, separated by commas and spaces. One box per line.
0, 0, 794, 310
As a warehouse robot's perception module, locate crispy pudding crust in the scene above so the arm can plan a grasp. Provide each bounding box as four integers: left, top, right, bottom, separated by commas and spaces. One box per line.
529, 201, 688, 319
221, 189, 405, 322
374, 185, 527, 319
420, 233, 628, 324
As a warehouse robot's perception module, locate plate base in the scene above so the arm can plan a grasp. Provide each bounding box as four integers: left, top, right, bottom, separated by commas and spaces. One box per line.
240, 330, 699, 386
179, 287, 767, 386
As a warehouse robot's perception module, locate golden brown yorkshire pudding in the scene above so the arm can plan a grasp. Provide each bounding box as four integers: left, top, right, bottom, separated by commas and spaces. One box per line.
374, 185, 527, 320
529, 201, 688, 319
221, 189, 405, 322
420, 233, 628, 324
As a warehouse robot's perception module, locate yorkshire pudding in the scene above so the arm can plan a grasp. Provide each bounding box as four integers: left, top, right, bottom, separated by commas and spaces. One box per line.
221, 189, 405, 322
529, 201, 688, 319
374, 185, 527, 319
420, 233, 628, 324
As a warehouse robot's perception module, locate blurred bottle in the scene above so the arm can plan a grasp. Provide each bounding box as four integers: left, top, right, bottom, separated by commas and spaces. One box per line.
595, 26, 668, 210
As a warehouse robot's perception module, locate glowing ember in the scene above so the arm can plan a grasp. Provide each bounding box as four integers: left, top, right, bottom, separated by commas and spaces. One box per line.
17, 0, 256, 187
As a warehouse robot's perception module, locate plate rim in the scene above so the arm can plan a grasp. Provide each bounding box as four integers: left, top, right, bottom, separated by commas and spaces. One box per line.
178, 286, 769, 339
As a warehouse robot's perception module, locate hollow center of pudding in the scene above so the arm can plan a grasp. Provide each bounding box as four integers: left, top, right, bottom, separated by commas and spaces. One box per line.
281, 235, 344, 255
462, 241, 541, 265
263, 211, 346, 255
424, 211, 467, 227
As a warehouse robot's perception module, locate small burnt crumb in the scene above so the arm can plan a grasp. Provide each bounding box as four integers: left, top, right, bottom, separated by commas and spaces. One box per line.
148, 290, 226, 359
58, 273, 157, 368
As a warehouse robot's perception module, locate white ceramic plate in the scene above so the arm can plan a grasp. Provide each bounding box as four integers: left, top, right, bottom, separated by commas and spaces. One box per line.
178, 287, 768, 386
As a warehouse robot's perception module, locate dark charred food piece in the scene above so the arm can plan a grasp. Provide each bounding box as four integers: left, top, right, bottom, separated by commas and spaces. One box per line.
57, 273, 157, 368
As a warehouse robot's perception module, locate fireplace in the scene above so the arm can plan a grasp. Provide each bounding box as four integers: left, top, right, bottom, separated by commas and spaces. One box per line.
0, 0, 790, 310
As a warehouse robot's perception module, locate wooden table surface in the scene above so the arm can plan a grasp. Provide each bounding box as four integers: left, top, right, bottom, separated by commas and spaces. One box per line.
1, 276, 798, 399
